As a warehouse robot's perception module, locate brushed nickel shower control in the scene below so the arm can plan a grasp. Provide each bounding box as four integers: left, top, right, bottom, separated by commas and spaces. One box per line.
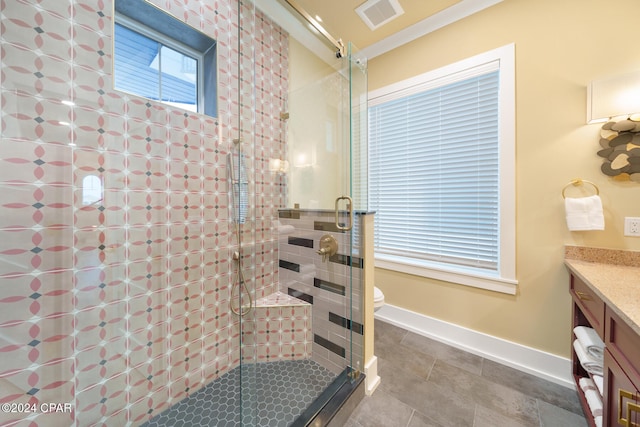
317, 234, 338, 262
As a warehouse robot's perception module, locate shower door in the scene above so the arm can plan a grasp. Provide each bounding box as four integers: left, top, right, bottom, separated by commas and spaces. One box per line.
235, 0, 368, 425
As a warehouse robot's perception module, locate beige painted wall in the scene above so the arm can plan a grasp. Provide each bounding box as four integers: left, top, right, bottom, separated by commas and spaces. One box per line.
369, 0, 640, 358
288, 39, 349, 209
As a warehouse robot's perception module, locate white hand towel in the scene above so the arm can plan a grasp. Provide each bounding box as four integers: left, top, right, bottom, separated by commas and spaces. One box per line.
565, 195, 605, 231
573, 339, 603, 376
574, 326, 605, 361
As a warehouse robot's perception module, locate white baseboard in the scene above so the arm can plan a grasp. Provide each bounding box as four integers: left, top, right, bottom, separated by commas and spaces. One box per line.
364, 356, 381, 396
374, 304, 574, 389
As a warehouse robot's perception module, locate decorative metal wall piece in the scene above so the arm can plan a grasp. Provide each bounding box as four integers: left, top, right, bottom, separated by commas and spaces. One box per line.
597, 117, 640, 182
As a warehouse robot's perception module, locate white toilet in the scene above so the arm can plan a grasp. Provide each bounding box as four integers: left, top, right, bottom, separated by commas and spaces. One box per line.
373, 286, 385, 311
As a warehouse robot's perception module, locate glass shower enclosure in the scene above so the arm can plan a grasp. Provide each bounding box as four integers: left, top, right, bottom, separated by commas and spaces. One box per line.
236, 0, 369, 425
0, 0, 366, 425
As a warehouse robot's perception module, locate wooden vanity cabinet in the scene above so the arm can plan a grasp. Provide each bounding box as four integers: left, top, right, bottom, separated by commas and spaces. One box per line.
570, 273, 640, 427
603, 308, 640, 427
604, 351, 639, 427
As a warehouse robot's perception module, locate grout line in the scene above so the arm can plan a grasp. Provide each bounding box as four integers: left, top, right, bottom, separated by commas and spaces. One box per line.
425, 357, 437, 381
406, 409, 415, 427
535, 398, 542, 427
471, 403, 477, 427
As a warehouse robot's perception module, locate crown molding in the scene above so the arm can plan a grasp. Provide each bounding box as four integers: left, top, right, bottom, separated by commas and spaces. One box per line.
361, 0, 503, 59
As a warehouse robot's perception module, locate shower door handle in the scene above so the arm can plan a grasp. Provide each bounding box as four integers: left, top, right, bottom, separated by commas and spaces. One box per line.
335, 196, 353, 232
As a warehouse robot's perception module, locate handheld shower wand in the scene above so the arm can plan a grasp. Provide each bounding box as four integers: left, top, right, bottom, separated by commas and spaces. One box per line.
227, 152, 252, 316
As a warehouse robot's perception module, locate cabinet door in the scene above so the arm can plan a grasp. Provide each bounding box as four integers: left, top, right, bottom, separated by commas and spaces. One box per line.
604, 350, 640, 427
606, 307, 640, 388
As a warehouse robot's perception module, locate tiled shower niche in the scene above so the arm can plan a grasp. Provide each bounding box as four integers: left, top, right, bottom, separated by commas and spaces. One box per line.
277, 209, 365, 375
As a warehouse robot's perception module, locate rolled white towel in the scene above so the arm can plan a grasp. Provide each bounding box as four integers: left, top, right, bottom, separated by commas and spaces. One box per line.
565, 195, 605, 231
278, 225, 295, 235
299, 264, 316, 275
574, 326, 605, 361
592, 374, 604, 396
579, 377, 603, 417
275, 220, 295, 235
573, 340, 603, 376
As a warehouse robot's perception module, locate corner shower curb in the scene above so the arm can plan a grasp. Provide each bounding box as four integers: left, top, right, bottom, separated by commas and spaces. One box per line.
290, 368, 365, 427
324, 373, 365, 427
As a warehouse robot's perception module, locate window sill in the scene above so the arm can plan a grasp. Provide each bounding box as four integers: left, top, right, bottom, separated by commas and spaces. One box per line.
374, 255, 518, 295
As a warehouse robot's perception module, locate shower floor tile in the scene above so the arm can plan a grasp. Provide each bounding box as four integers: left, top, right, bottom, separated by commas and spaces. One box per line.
141, 359, 336, 427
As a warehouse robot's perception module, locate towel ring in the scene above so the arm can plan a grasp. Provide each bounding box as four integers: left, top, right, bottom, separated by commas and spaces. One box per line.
562, 179, 600, 199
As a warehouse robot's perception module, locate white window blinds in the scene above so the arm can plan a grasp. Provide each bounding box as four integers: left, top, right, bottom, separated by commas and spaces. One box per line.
369, 64, 500, 272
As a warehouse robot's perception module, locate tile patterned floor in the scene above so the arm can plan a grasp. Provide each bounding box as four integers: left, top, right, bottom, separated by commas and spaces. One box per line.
345, 319, 589, 427
140, 359, 335, 427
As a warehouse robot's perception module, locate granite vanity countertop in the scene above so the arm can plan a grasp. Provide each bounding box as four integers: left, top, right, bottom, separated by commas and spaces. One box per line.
564, 246, 640, 336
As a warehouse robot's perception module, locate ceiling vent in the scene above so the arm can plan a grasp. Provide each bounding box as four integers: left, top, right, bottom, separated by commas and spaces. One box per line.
355, 0, 404, 31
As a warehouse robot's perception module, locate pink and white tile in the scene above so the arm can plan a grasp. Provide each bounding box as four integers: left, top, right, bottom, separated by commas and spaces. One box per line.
127, 259, 168, 297
1, 42, 72, 101
74, 373, 127, 427
1, 8, 72, 60
0, 315, 74, 374
1, 91, 73, 146
74, 301, 126, 352
73, 263, 127, 311
125, 120, 169, 159
71, 0, 112, 34
0, 184, 73, 231
127, 225, 168, 263
0, 358, 74, 427
126, 191, 169, 227
75, 337, 127, 392
0, 270, 73, 326
72, 23, 111, 73
127, 322, 168, 369
127, 386, 170, 426
0, 228, 73, 278
125, 155, 169, 192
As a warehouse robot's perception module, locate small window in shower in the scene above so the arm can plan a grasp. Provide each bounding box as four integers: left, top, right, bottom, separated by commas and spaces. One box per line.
114, 0, 217, 117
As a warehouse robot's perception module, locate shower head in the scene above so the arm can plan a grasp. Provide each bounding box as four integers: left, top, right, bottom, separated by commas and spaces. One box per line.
226, 152, 248, 224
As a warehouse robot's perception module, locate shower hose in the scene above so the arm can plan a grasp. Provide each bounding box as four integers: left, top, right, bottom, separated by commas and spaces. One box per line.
230, 246, 252, 316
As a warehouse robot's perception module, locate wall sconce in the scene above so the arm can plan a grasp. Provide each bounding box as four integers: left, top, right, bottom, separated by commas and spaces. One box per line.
292, 152, 315, 169
269, 158, 289, 174
587, 71, 640, 182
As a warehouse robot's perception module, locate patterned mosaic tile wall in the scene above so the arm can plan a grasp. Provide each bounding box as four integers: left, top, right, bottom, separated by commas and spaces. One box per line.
277, 210, 364, 375
244, 293, 312, 363
0, 0, 287, 425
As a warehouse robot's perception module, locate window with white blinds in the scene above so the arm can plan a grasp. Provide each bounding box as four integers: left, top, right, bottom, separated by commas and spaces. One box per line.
368, 45, 516, 294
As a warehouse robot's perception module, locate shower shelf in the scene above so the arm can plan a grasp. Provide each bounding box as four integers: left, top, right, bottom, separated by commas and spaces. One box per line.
251, 291, 313, 363
254, 291, 311, 307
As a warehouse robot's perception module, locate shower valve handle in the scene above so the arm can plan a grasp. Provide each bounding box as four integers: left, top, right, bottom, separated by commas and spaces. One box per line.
317, 247, 329, 262
317, 235, 338, 262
